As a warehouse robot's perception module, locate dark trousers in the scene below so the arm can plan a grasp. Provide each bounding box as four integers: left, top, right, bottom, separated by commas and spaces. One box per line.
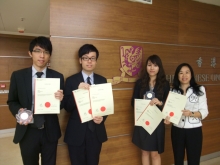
68, 127, 102, 165
19, 126, 58, 165
171, 126, 202, 165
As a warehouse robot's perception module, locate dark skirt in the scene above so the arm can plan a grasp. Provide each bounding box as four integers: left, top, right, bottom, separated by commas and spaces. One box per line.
132, 121, 165, 154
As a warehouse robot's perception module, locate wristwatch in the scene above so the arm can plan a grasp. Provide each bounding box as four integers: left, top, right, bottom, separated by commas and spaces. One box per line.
191, 112, 195, 117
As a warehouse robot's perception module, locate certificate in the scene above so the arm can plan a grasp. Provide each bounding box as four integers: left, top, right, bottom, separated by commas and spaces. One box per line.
134, 99, 150, 126
73, 89, 93, 123
34, 78, 60, 114
138, 105, 163, 135
162, 91, 187, 125
89, 83, 114, 117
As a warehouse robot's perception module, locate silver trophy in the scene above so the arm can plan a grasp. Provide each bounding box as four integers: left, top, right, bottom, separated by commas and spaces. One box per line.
16, 109, 33, 124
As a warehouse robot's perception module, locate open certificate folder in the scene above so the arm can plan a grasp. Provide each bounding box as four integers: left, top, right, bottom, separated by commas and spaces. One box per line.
162, 91, 187, 125
73, 83, 114, 123
72, 89, 93, 123
34, 78, 60, 114
138, 104, 163, 135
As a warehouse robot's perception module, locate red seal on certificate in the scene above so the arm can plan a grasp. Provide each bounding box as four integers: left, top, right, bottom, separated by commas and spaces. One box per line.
45, 102, 51, 108
145, 121, 150, 126
88, 109, 92, 114
169, 112, 174, 117
100, 106, 106, 112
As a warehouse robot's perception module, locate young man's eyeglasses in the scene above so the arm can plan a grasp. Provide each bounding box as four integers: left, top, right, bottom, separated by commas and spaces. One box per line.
32, 49, 50, 55
81, 57, 96, 62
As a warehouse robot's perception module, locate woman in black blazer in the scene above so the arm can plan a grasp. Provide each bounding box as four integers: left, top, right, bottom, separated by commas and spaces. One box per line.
131, 55, 170, 165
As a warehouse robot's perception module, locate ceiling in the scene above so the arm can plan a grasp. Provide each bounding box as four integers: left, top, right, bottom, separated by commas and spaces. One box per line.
0, 0, 49, 37
0, 0, 219, 37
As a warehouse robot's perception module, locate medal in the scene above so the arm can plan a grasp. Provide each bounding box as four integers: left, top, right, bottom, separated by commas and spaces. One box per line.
144, 91, 155, 100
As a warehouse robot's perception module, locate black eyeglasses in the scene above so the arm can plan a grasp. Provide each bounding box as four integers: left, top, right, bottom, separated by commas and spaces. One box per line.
32, 49, 50, 55
81, 57, 96, 61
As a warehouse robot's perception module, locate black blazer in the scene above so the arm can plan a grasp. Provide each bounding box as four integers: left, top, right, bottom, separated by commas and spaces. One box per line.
131, 79, 170, 110
7, 67, 64, 144
63, 72, 108, 146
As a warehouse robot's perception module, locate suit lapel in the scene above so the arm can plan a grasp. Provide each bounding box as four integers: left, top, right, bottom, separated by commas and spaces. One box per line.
77, 72, 85, 83
24, 67, 32, 105
94, 74, 99, 84
46, 68, 53, 78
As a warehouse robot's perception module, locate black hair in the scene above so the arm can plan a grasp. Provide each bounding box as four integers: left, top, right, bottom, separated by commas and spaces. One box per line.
172, 63, 204, 96
139, 54, 167, 98
29, 36, 52, 55
78, 44, 99, 59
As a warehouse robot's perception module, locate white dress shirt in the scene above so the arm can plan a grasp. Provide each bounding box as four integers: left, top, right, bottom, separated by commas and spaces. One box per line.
172, 86, 208, 128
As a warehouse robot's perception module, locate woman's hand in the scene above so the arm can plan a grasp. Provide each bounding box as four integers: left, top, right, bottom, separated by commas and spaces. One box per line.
149, 98, 163, 106
164, 116, 171, 125
182, 109, 191, 117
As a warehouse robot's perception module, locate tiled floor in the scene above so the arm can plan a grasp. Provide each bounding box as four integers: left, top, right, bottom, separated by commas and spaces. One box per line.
200, 157, 220, 165
0, 132, 219, 165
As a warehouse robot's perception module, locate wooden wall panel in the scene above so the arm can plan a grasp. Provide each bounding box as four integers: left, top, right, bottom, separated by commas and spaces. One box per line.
202, 120, 220, 155
58, 109, 69, 144
163, 125, 175, 164
50, 0, 179, 44
0, 106, 16, 129
0, 36, 33, 80
0, 35, 34, 56
56, 145, 71, 165
177, 46, 220, 72
104, 90, 134, 136
0, 36, 34, 131
204, 86, 220, 120
179, 0, 220, 46
99, 135, 141, 165
0, 94, 7, 105
0, 58, 32, 80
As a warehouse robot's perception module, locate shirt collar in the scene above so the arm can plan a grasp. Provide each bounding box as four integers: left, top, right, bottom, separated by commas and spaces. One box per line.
81, 71, 94, 83
32, 66, 47, 77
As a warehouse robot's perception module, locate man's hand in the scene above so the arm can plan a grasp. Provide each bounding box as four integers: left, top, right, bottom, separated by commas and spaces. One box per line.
78, 82, 90, 90
55, 90, 64, 101
93, 116, 103, 124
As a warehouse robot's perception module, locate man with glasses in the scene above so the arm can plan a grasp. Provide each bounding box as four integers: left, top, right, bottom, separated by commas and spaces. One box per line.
7, 36, 64, 165
63, 44, 108, 165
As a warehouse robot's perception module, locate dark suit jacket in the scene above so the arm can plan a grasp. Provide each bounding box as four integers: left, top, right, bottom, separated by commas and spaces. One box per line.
131, 79, 170, 110
7, 67, 64, 144
63, 72, 108, 146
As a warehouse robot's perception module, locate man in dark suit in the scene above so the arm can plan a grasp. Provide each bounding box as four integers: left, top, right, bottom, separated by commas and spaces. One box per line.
63, 44, 108, 165
7, 36, 64, 165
